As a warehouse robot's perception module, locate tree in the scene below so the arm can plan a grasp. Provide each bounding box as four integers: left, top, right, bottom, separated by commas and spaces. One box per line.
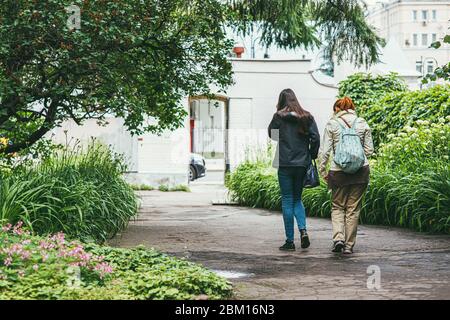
229, 0, 383, 67
423, 34, 450, 83
1, 0, 383, 155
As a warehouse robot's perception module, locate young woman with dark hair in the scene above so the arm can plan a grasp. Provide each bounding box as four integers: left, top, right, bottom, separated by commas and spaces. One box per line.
268, 89, 320, 251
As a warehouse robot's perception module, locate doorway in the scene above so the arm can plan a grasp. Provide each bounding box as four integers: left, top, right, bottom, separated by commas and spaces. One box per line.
189, 96, 228, 185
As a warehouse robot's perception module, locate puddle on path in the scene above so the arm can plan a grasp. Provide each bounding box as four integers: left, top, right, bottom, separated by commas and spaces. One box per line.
212, 270, 254, 279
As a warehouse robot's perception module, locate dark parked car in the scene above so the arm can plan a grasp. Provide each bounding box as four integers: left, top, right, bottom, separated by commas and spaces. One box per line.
190, 153, 206, 181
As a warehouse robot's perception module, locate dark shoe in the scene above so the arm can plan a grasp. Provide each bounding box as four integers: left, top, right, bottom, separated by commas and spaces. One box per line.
343, 248, 353, 255
332, 241, 345, 253
279, 241, 295, 251
300, 229, 310, 249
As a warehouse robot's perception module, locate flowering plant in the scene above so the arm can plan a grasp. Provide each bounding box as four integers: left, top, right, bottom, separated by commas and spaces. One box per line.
0, 222, 113, 283
377, 117, 450, 173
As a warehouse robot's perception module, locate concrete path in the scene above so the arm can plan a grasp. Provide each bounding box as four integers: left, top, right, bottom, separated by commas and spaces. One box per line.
110, 185, 450, 300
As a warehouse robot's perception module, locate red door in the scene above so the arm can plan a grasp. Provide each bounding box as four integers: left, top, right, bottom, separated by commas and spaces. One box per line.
189, 119, 195, 153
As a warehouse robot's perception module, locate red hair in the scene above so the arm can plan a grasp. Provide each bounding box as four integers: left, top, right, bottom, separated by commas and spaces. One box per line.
334, 97, 355, 112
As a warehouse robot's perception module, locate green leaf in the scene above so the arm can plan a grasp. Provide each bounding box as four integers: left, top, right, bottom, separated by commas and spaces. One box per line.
430, 41, 441, 49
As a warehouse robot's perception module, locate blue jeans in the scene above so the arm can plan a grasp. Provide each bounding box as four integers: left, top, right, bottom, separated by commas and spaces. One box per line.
278, 166, 307, 242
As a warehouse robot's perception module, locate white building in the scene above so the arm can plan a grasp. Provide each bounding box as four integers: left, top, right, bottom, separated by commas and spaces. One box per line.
52, 58, 338, 186
367, 0, 450, 76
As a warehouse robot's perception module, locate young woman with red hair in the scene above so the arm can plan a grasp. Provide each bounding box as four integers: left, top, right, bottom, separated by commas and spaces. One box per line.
319, 97, 374, 254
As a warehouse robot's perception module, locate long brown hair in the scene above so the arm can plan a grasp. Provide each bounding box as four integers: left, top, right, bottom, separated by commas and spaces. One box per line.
277, 88, 312, 135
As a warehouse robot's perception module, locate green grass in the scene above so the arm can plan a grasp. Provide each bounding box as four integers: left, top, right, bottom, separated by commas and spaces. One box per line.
0, 143, 138, 243
130, 184, 155, 191
158, 184, 191, 192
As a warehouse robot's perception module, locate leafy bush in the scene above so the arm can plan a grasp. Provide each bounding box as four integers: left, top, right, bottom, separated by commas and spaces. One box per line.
338, 72, 408, 114
338, 73, 450, 147
0, 143, 138, 243
0, 223, 232, 300
376, 118, 450, 173
365, 85, 450, 146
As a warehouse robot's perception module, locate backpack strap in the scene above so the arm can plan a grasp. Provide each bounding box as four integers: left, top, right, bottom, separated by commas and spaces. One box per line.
338, 115, 360, 129
338, 116, 352, 128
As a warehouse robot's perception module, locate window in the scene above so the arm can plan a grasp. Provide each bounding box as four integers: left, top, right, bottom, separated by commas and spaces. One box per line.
427, 61, 435, 74
422, 10, 428, 21
422, 33, 428, 46
413, 34, 418, 46
413, 10, 418, 21
416, 61, 423, 73
432, 10, 437, 20
432, 33, 437, 44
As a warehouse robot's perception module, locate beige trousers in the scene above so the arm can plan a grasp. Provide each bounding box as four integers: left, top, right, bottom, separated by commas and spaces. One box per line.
331, 184, 367, 250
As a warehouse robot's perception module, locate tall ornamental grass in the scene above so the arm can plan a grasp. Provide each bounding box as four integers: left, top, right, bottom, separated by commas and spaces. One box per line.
227, 163, 450, 234
0, 143, 138, 243
226, 119, 450, 234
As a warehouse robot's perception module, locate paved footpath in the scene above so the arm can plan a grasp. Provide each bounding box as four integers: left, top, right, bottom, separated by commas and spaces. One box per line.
110, 185, 450, 300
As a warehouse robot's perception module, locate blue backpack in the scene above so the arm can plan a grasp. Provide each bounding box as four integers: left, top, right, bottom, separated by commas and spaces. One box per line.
333, 116, 365, 174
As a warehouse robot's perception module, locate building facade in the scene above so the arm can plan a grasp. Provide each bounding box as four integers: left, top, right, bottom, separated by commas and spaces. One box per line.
367, 0, 450, 76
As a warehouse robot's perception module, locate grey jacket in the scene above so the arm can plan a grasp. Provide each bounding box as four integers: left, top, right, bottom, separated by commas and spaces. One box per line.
268, 109, 320, 168
318, 110, 374, 178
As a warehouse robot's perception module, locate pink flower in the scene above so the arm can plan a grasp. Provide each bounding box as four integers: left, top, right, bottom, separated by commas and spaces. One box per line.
94, 262, 113, 279
50, 232, 66, 246
12, 221, 24, 235
5, 243, 23, 256
32, 264, 39, 271
4, 257, 12, 266
1, 224, 12, 233
20, 250, 31, 260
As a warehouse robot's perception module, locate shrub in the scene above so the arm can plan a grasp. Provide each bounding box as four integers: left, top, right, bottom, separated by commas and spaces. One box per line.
0, 143, 138, 243
338, 72, 408, 114
338, 73, 450, 147
365, 85, 450, 146
376, 118, 450, 173
0, 223, 232, 300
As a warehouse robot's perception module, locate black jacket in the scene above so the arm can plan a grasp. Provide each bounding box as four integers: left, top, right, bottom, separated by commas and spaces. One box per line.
268, 109, 320, 167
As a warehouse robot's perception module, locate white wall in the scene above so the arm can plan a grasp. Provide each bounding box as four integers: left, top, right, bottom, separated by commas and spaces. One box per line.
52, 99, 190, 187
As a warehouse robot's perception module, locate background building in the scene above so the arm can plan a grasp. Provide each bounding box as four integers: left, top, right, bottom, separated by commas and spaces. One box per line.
367, 0, 450, 77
